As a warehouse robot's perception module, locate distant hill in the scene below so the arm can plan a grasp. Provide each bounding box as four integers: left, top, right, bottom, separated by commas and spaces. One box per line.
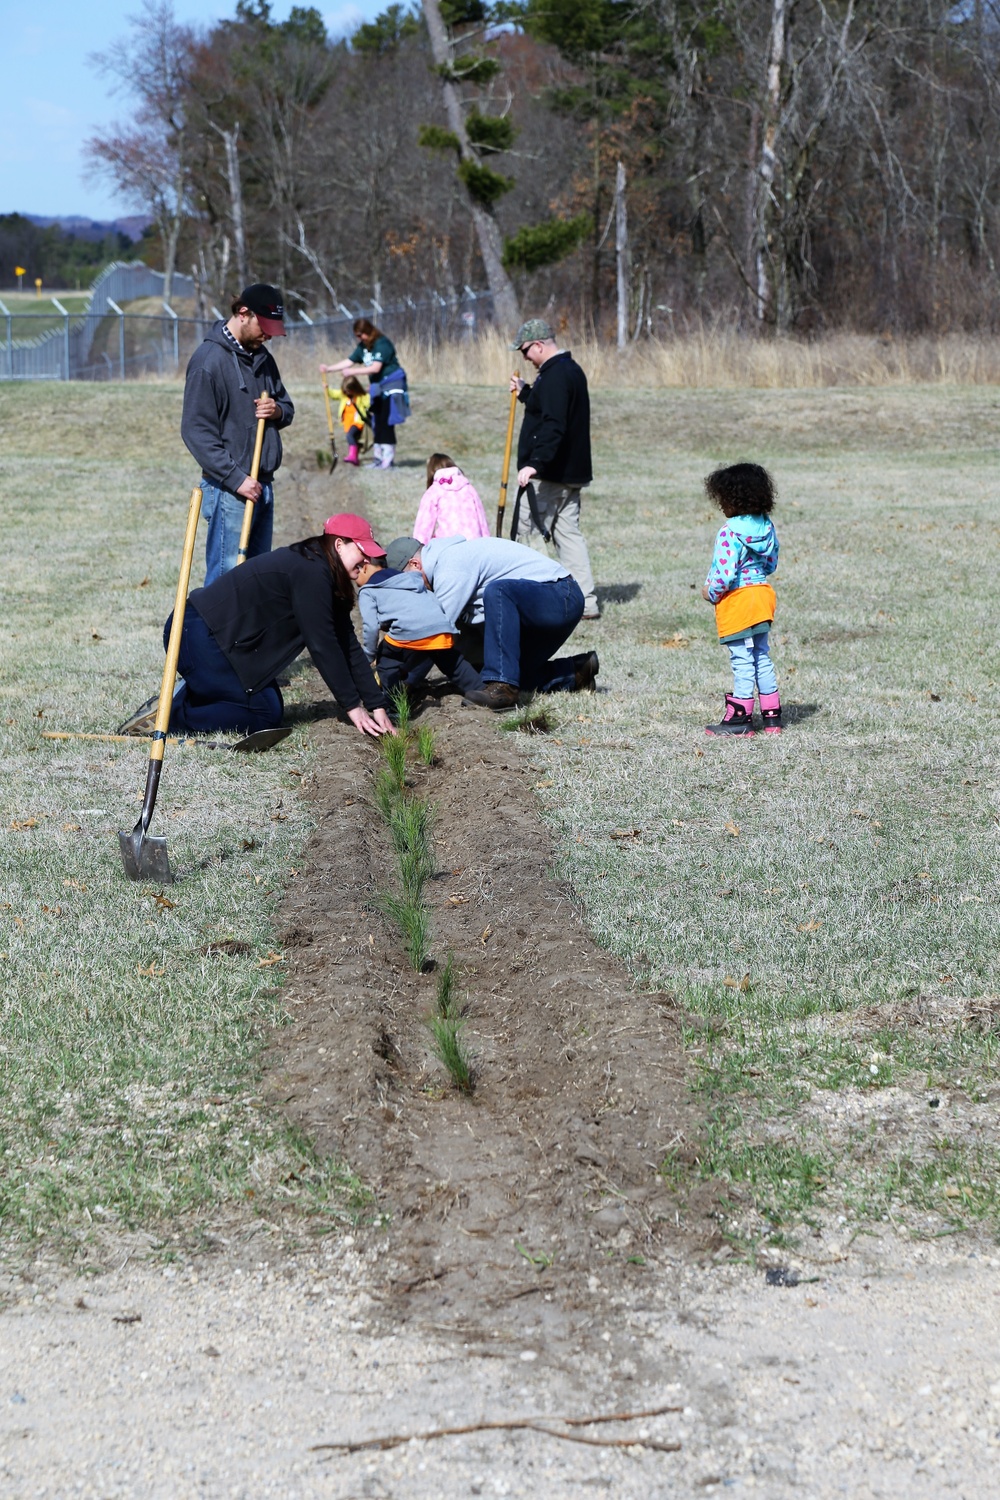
22, 214, 151, 244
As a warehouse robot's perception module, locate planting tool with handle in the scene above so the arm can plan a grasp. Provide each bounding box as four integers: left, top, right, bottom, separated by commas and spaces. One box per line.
496, 387, 518, 537
48, 728, 291, 752
236, 393, 268, 565
118, 485, 203, 884
320, 371, 339, 473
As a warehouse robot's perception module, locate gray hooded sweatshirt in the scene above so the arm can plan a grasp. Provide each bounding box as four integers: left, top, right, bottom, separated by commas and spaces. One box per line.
420, 535, 568, 628
181, 322, 294, 493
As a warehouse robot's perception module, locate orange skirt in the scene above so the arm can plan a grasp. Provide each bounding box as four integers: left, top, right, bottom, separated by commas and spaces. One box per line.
714, 583, 776, 641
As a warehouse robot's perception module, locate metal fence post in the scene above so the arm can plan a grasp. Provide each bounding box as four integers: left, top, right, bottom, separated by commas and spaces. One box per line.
0, 299, 11, 380
107, 298, 126, 379
163, 301, 179, 368
51, 297, 70, 379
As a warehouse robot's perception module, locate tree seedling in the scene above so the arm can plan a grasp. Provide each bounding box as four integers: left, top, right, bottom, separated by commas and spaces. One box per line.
416, 724, 436, 765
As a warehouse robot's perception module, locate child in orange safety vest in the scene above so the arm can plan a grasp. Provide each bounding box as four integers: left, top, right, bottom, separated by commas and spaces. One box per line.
336, 376, 370, 465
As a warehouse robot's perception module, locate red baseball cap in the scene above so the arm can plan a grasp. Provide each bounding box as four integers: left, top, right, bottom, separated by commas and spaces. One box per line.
323, 512, 386, 558
238, 283, 286, 337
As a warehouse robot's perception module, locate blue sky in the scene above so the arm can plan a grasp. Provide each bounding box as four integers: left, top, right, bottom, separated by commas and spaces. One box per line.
2, 0, 364, 220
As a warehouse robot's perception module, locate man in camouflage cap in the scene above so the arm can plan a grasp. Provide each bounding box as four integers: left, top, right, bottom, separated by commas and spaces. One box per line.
508, 318, 599, 619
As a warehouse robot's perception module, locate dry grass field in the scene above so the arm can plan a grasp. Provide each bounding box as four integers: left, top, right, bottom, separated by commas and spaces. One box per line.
1, 374, 998, 1265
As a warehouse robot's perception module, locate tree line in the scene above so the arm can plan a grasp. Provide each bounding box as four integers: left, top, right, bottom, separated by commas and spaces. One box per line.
0, 216, 133, 292
87, 0, 1000, 337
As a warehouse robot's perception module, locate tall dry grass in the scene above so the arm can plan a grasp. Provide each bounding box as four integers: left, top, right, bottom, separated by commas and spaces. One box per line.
277, 324, 1000, 389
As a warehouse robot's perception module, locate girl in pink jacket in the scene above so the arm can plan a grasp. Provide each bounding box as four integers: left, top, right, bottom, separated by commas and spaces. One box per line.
413, 453, 490, 544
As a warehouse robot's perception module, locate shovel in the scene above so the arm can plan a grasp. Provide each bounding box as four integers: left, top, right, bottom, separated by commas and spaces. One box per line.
320, 371, 339, 473
496, 386, 518, 537
49, 727, 291, 751
236, 395, 268, 565
119, 485, 203, 883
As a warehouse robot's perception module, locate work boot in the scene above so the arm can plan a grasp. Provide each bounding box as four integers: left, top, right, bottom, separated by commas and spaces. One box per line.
344, 444, 359, 465
705, 694, 755, 736
759, 691, 783, 734
574, 651, 600, 691
117, 694, 161, 736
462, 680, 519, 711
117, 681, 185, 736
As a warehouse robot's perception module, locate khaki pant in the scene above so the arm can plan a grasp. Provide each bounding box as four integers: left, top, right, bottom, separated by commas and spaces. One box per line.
513, 480, 598, 614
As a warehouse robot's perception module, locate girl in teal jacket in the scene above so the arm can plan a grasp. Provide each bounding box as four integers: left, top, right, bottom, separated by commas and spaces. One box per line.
701, 463, 782, 736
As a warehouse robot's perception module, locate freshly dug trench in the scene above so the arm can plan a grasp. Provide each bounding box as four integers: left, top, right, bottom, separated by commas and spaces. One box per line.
267, 685, 716, 1347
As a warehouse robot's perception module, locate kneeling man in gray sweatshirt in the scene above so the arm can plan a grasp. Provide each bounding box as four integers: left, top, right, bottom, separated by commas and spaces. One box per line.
384, 535, 598, 710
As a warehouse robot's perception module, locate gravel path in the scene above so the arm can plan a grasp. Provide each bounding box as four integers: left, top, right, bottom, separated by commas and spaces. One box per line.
2, 1231, 997, 1498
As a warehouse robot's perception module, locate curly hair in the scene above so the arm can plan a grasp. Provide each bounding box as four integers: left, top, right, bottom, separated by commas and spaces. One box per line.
704, 463, 776, 519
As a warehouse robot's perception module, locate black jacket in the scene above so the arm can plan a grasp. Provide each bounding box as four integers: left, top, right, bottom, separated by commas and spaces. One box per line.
188, 545, 386, 713
516, 350, 592, 486
181, 323, 294, 492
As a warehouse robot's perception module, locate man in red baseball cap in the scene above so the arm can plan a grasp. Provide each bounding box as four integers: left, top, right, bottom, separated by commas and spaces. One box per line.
181, 282, 295, 585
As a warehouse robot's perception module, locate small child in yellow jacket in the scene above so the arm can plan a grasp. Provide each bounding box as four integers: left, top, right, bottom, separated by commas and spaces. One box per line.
336, 375, 370, 466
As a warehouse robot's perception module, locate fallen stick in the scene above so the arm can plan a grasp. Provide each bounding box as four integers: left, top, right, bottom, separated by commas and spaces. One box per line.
311, 1403, 683, 1456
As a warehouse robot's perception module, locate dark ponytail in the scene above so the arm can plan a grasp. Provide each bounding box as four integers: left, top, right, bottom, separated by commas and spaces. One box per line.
290, 535, 355, 605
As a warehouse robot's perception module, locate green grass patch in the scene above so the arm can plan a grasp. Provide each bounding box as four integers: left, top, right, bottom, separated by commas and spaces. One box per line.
0, 382, 368, 1249
7, 379, 1000, 1250
500, 703, 557, 735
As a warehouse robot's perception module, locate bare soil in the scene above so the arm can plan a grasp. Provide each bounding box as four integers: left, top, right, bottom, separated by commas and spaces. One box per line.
267, 683, 710, 1350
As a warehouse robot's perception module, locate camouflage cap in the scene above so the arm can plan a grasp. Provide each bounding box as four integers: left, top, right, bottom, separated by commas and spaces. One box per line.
510, 318, 554, 350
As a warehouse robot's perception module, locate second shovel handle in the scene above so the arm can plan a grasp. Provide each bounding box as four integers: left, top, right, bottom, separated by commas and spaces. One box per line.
237, 392, 268, 566
496, 386, 518, 537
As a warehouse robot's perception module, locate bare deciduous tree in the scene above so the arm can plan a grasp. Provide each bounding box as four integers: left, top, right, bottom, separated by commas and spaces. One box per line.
86, 0, 195, 301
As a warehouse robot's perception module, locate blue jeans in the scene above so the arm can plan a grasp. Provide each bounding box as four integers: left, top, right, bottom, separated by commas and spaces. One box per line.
482, 575, 585, 691
166, 604, 283, 735
201, 480, 273, 586
726, 631, 778, 698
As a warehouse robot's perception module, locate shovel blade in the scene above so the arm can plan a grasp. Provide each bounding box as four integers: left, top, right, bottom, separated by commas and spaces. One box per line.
118, 827, 174, 884
231, 726, 292, 753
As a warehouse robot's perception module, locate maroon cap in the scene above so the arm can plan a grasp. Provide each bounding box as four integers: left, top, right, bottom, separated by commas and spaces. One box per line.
239, 283, 286, 337
323, 512, 386, 558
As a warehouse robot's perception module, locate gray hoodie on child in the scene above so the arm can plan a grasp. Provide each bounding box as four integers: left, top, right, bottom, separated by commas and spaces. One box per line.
358, 569, 459, 661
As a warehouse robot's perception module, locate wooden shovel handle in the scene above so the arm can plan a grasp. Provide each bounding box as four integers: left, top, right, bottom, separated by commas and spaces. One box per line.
496, 386, 518, 537
237, 390, 268, 566
321, 370, 335, 437
150, 485, 203, 766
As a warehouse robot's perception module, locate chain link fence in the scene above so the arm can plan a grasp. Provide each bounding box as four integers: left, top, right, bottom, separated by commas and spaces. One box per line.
0, 261, 494, 381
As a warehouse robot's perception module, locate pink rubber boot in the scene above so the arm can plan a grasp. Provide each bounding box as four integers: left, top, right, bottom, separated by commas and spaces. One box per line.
344, 444, 360, 465
759, 691, 783, 734
706, 695, 756, 736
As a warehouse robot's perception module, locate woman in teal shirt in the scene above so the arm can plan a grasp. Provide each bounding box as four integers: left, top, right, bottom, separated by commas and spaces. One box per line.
321, 318, 406, 470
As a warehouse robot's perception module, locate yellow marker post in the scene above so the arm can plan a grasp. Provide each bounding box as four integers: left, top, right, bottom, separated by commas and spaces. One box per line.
34, 277, 42, 298
14, 266, 25, 292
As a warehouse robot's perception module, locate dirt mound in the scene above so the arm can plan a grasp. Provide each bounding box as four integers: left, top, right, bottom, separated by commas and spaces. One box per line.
265, 685, 709, 1345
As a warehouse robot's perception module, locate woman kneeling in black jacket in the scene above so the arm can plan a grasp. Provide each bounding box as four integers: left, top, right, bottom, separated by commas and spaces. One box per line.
167, 512, 395, 738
